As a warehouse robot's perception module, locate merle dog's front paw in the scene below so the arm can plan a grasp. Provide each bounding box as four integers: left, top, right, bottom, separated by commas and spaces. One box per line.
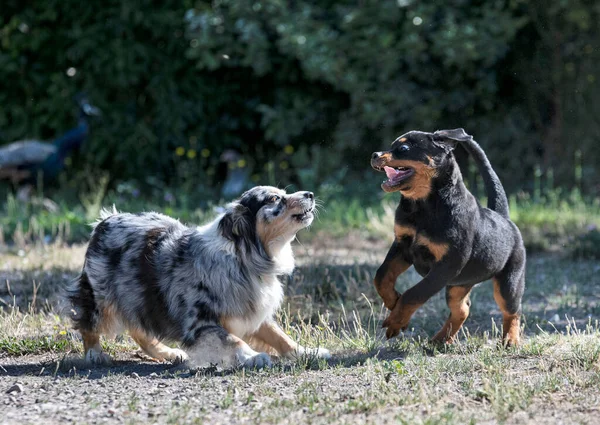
242, 352, 273, 369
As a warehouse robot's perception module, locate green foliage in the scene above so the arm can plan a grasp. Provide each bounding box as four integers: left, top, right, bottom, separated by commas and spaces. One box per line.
1, 0, 598, 197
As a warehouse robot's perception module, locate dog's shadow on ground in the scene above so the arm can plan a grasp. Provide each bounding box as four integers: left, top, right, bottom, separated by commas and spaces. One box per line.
0, 344, 432, 380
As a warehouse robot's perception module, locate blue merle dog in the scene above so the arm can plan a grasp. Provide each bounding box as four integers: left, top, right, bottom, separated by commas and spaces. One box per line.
67, 186, 330, 368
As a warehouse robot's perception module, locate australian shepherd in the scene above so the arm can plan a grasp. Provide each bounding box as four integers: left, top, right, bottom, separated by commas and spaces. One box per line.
67, 186, 330, 368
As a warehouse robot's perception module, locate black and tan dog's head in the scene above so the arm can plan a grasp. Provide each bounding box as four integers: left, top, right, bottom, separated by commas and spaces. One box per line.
219, 186, 315, 256
371, 129, 471, 199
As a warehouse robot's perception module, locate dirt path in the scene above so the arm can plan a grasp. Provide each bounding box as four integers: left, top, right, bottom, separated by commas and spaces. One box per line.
1, 242, 600, 424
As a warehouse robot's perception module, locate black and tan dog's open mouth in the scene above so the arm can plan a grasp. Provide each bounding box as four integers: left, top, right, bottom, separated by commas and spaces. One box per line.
379, 165, 414, 190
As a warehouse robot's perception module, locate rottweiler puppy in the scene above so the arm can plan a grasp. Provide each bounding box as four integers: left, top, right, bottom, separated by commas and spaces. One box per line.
370, 129, 525, 346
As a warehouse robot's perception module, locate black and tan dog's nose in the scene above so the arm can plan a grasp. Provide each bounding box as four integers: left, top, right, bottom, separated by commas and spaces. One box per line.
303, 191, 314, 200
372, 152, 381, 160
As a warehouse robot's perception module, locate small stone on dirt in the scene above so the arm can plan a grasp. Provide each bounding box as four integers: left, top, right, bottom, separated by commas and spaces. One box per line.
6, 384, 23, 394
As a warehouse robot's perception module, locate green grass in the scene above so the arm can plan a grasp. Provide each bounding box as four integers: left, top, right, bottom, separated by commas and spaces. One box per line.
2, 188, 599, 259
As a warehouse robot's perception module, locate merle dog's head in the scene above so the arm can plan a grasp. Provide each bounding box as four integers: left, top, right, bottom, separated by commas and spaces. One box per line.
370, 128, 471, 200
219, 186, 315, 256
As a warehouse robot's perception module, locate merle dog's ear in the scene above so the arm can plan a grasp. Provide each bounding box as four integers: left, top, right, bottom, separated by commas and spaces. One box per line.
219, 203, 255, 248
432, 128, 472, 152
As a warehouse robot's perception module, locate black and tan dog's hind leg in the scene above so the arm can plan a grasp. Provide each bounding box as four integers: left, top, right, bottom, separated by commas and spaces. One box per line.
374, 241, 412, 310
492, 253, 526, 346
431, 285, 473, 344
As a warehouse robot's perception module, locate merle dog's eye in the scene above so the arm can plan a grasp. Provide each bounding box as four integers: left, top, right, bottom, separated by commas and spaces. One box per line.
399, 144, 410, 152
268, 195, 280, 203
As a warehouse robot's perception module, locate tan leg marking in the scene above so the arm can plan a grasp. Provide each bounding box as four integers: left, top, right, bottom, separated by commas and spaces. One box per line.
96, 304, 119, 335
374, 257, 411, 310
81, 330, 112, 365
432, 286, 472, 343
82, 331, 101, 354
493, 279, 521, 346
129, 328, 188, 363
251, 321, 331, 359
251, 321, 298, 355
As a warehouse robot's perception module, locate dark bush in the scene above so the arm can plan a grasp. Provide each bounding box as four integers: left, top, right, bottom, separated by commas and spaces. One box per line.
572, 227, 600, 260
1, 0, 598, 197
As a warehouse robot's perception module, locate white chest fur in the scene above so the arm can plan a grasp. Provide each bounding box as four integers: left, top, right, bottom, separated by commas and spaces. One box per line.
226, 275, 284, 338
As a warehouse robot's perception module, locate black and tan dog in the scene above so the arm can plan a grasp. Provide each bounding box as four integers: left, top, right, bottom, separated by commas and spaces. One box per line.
371, 129, 525, 346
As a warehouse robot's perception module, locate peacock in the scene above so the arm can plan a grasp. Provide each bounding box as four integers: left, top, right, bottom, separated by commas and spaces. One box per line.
0, 95, 101, 187
219, 149, 251, 199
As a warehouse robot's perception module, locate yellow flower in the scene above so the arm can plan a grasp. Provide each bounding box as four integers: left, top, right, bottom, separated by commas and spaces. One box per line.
284, 145, 294, 155
237, 159, 246, 168
59, 330, 67, 336
279, 161, 289, 170
175, 147, 185, 156
201, 148, 210, 158
187, 149, 197, 159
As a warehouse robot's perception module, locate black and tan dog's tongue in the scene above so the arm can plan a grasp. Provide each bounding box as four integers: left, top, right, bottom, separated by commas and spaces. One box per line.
384, 166, 411, 184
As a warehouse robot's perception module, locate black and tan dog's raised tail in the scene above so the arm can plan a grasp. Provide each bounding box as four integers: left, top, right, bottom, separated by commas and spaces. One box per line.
436, 129, 509, 218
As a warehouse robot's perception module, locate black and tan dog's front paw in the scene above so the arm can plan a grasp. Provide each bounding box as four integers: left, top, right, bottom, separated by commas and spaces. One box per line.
381, 299, 420, 339
382, 315, 409, 339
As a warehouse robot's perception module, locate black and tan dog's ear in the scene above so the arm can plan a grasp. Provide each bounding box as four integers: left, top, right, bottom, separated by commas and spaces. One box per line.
434, 128, 472, 142
219, 203, 254, 246
433, 128, 473, 152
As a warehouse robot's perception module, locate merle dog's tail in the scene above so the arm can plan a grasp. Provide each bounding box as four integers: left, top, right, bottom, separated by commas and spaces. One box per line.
434, 129, 510, 219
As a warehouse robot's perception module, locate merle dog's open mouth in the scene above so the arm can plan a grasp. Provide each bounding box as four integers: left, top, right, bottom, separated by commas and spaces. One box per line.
292, 207, 314, 221
377, 165, 415, 189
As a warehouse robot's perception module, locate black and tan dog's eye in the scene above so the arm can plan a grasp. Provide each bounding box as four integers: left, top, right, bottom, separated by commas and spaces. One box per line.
399, 144, 410, 152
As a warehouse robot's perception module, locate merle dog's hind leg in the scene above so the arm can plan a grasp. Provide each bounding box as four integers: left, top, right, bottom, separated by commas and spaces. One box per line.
129, 328, 189, 364
493, 251, 526, 346
67, 271, 113, 365
81, 330, 112, 365
431, 285, 472, 344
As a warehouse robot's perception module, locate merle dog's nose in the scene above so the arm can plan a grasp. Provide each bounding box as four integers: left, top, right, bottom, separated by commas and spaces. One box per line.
303, 191, 314, 200
372, 152, 380, 160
